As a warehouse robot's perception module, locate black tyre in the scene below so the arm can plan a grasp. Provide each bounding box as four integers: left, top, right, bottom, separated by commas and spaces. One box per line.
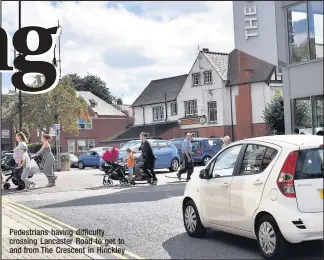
78, 161, 85, 169
3, 182, 10, 190
183, 200, 207, 238
12, 179, 19, 185
169, 158, 179, 172
256, 215, 290, 259
202, 156, 211, 166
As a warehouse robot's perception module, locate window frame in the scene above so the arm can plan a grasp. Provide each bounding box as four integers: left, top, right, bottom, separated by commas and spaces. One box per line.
68, 140, 75, 154
88, 139, 95, 149
208, 101, 217, 123
170, 102, 178, 115
78, 118, 92, 130
152, 105, 165, 121
203, 70, 213, 84
184, 100, 198, 116
192, 73, 200, 86
77, 139, 87, 153
287, 1, 323, 64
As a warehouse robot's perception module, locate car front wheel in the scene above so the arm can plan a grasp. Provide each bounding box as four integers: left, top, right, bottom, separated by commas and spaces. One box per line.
202, 155, 211, 166
256, 215, 290, 259
169, 158, 179, 172
78, 161, 85, 169
183, 200, 207, 238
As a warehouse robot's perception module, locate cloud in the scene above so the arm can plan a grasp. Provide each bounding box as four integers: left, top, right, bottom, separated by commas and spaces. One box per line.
1, 1, 234, 104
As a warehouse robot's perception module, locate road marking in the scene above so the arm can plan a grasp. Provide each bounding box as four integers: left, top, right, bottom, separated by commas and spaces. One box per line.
3, 198, 143, 259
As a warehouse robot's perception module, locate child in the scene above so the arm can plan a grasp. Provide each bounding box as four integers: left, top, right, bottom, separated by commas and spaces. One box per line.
125, 148, 135, 183
17, 143, 36, 190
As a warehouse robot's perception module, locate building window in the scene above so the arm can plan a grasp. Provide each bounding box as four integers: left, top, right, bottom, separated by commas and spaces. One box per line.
88, 139, 95, 149
287, 1, 323, 63
184, 100, 198, 116
78, 119, 92, 129
208, 101, 217, 123
153, 106, 164, 121
170, 102, 177, 115
192, 131, 199, 138
68, 140, 75, 153
192, 73, 200, 86
77, 140, 87, 152
203, 70, 212, 84
312, 95, 324, 132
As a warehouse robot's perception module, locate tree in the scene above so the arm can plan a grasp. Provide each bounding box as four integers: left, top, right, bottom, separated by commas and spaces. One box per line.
64, 73, 115, 104
2, 75, 90, 136
121, 109, 134, 129
263, 90, 311, 134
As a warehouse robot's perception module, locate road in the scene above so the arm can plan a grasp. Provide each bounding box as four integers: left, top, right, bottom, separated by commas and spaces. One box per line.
2, 168, 322, 259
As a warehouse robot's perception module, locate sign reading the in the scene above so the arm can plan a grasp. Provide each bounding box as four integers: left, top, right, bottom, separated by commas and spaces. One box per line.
0, 26, 61, 94
244, 4, 258, 40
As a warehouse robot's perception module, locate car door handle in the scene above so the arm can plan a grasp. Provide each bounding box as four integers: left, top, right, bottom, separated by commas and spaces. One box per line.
222, 182, 229, 187
253, 180, 263, 186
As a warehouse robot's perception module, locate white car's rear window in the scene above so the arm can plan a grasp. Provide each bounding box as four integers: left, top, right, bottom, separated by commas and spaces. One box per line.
295, 148, 324, 180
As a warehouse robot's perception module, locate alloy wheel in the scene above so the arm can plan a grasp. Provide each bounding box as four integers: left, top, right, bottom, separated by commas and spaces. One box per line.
259, 221, 277, 255
184, 205, 197, 233
172, 159, 179, 171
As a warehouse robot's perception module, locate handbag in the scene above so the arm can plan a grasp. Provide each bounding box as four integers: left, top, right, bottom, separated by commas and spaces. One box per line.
30, 159, 40, 175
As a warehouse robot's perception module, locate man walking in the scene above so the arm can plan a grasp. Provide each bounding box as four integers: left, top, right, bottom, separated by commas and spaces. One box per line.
177, 133, 194, 181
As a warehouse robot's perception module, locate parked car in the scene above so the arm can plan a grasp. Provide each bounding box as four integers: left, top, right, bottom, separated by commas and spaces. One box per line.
99, 139, 180, 172
69, 154, 79, 168
90, 147, 112, 152
78, 150, 104, 169
182, 135, 323, 260
1, 153, 13, 171
171, 137, 222, 166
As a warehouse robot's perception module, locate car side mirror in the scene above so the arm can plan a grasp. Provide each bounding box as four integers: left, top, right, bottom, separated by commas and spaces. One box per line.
199, 169, 210, 179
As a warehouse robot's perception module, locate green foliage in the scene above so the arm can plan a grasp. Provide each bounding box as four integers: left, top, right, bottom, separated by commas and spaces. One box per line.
60, 153, 70, 163
64, 73, 115, 104
2, 75, 90, 136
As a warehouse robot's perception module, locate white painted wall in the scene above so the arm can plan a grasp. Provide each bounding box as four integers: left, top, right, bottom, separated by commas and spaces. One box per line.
133, 101, 181, 126
250, 82, 281, 124
177, 52, 227, 129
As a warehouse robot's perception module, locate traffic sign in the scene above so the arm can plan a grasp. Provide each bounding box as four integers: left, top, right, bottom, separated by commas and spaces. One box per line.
54, 124, 61, 131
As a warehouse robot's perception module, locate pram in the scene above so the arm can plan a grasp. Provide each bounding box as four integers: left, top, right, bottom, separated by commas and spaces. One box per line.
2, 156, 38, 190
102, 160, 128, 186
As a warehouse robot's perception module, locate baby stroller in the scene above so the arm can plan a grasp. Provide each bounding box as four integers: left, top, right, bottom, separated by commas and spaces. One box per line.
2, 156, 39, 190
101, 148, 128, 186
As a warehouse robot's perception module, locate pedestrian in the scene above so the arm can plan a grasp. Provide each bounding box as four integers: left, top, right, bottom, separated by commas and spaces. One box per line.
125, 148, 135, 184
177, 132, 194, 182
293, 128, 299, 134
12, 132, 28, 190
139, 132, 157, 184
316, 130, 324, 136
16, 143, 37, 190
222, 136, 231, 148
32, 134, 56, 187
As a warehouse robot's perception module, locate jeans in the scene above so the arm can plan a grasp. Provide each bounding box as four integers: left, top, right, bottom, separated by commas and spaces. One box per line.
21, 167, 32, 189
178, 154, 194, 179
143, 159, 157, 181
128, 167, 134, 180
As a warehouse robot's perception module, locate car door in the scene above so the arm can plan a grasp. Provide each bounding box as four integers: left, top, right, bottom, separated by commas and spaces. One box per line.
229, 142, 280, 232
155, 141, 172, 168
82, 152, 91, 166
148, 141, 159, 167
93, 151, 101, 167
199, 144, 244, 227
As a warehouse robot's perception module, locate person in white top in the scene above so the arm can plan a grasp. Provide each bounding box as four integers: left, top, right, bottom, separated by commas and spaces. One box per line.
222, 136, 231, 148
17, 143, 37, 190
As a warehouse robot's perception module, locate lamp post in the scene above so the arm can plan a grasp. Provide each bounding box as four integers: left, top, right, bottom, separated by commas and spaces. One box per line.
18, 0, 22, 132
53, 20, 62, 172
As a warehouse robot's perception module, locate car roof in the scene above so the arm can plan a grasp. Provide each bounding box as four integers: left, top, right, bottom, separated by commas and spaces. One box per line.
247, 135, 323, 147
192, 137, 221, 141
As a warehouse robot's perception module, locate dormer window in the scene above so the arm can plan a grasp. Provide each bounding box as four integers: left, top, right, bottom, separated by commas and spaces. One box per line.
192, 73, 200, 86
89, 98, 97, 108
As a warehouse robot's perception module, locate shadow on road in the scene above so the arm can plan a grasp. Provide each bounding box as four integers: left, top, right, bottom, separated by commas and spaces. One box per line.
162, 231, 323, 259
38, 183, 186, 209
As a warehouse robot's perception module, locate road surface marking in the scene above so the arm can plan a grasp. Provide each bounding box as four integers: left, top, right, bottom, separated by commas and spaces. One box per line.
3, 198, 143, 259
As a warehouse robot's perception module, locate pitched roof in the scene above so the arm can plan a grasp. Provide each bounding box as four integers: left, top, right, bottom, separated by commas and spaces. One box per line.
100, 121, 178, 143
131, 74, 188, 107
202, 51, 229, 80
77, 91, 126, 117
226, 49, 276, 86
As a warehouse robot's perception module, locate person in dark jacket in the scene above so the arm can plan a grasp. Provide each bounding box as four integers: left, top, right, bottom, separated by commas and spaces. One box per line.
139, 132, 157, 184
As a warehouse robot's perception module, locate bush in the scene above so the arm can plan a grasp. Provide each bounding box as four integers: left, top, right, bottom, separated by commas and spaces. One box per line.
60, 153, 71, 163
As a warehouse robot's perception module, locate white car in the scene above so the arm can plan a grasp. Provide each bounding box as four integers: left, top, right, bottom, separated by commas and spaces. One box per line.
182, 135, 323, 259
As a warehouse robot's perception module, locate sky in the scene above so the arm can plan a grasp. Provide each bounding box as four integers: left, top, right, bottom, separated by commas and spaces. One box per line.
1, 1, 234, 105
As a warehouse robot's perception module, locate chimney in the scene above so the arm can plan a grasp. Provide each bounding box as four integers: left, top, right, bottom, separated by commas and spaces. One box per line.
116, 98, 123, 105
202, 48, 209, 53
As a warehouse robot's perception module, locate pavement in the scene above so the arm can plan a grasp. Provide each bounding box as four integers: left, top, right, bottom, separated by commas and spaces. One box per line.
1, 168, 323, 259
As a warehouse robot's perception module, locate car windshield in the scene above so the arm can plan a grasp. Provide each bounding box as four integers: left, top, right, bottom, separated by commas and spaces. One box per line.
120, 141, 140, 151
